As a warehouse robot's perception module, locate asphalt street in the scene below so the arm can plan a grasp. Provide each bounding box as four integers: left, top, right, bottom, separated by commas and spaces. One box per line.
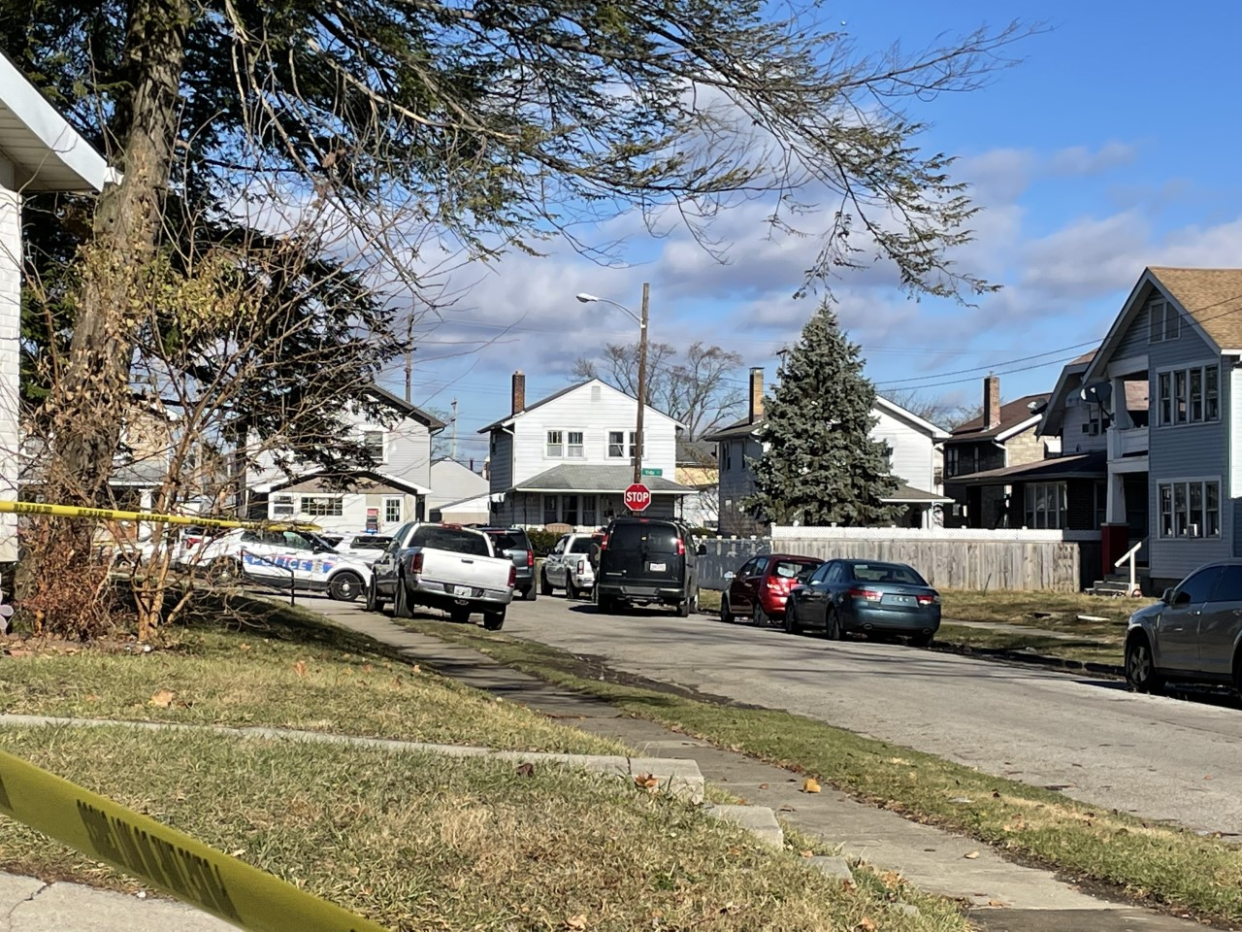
501, 595, 1242, 837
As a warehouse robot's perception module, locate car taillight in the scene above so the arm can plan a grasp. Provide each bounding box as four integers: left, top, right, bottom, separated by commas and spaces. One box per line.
676, 539, 685, 556
410, 552, 424, 574
916, 594, 941, 605
599, 535, 608, 551
848, 587, 882, 602
765, 577, 786, 590
508, 565, 517, 588
527, 550, 534, 567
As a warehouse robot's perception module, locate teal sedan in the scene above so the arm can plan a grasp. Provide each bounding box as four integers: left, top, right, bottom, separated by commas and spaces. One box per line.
784, 559, 941, 646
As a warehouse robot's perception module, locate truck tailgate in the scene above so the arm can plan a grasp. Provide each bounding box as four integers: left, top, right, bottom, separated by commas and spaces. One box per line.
420, 550, 512, 593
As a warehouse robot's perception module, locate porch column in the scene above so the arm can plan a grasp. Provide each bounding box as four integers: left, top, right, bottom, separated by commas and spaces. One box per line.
1101, 468, 1130, 576
1110, 376, 1133, 429
139, 489, 154, 511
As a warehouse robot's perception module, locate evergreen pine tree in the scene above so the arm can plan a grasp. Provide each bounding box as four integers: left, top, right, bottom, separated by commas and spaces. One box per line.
746, 302, 900, 526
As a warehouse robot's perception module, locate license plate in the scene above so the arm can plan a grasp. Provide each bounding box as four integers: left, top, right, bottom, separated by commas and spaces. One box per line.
649, 562, 667, 572
886, 594, 915, 604
453, 585, 472, 597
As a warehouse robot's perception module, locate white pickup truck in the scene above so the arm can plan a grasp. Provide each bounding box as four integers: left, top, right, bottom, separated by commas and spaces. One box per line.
365, 522, 515, 629
540, 531, 603, 599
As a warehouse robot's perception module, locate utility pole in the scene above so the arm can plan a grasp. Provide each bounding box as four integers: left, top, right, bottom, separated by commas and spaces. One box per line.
633, 282, 649, 485
450, 398, 458, 460
404, 314, 416, 402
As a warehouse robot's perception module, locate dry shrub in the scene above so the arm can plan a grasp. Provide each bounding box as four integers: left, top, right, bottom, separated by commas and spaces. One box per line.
17, 519, 116, 640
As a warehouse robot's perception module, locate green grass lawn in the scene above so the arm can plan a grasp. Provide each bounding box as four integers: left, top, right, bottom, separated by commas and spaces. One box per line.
405, 619, 1242, 927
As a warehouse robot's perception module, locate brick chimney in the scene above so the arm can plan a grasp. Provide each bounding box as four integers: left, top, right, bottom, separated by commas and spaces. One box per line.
749, 367, 765, 423
511, 370, 526, 416
984, 374, 1001, 430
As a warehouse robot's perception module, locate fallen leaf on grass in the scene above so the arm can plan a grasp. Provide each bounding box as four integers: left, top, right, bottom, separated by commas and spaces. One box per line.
859, 918, 876, 931
634, 773, 659, 791
801, 778, 821, 794
148, 689, 175, 708
987, 899, 1009, 907
293, 660, 307, 677
758, 783, 769, 790
565, 915, 588, 930
799, 849, 814, 858
963, 851, 980, 860
515, 762, 536, 778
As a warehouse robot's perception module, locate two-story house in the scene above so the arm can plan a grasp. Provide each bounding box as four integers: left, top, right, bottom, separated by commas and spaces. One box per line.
1079, 266, 1242, 591
705, 368, 951, 536
478, 372, 694, 529
248, 384, 445, 533
940, 376, 1055, 528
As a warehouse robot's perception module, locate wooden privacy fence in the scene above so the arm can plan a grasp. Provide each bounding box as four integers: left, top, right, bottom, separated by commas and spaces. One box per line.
698, 527, 1100, 592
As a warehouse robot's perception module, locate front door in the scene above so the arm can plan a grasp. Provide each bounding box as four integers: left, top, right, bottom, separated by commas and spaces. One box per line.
1197, 564, 1242, 677
1157, 565, 1222, 672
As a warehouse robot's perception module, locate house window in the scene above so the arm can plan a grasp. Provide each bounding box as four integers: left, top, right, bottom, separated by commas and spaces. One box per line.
543, 495, 558, 524
1148, 300, 1181, 343
1158, 365, 1219, 426
721, 442, 733, 472
363, 431, 386, 463
563, 495, 579, 526
301, 496, 343, 517
945, 447, 959, 478
1023, 482, 1066, 529
1158, 480, 1221, 538
608, 431, 625, 458
272, 494, 294, 518
385, 498, 402, 524
567, 431, 585, 458
629, 431, 640, 460
546, 430, 564, 457
583, 494, 597, 527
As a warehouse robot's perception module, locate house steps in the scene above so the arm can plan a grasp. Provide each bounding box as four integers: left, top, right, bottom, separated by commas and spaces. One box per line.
1087, 571, 1148, 598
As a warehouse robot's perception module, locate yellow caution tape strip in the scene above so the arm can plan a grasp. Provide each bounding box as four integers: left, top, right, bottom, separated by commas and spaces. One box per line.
0, 500, 317, 533
0, 748, 389, 932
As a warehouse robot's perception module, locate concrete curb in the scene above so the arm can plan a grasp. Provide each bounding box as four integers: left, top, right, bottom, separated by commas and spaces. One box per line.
929, 640, 1125, 677
0, 714, 704, 804
704, 804, 784, 849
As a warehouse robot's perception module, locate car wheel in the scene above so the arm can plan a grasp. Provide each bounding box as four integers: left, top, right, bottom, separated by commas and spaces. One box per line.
483, 610, 505, 630
450, 604, 471, 624
1125, 633, 1162, 693
393, 576, 414, 619
567, 580, 579, 600
364, 578, 382, 613
910, 631, 934, 648
785, 601, 801, 635
677, 595, 693, 617
522, 585, 538, 602
752, 603, 769, 627
720, 595, 734, 623
540, 570, 553, 596
825, 608, 842, 641
328, 571, 363, 602
597, 593, 615, 614
209, 557, 241, 584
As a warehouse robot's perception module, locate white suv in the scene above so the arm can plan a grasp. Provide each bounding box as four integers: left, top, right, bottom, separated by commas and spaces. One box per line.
194, 528, 373, 601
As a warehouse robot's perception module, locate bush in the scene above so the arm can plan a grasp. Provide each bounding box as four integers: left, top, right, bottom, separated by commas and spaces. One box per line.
525, 529, 560, 556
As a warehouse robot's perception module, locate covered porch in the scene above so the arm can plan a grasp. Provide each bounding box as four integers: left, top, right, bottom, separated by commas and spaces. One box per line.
496, 465, 695, 531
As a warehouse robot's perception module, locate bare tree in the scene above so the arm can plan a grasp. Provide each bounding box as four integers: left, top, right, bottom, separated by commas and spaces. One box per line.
574, 342, 745, 438
878, 389, 957, 428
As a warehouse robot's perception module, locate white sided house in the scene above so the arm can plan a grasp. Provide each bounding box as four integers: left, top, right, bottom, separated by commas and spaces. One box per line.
705, 368, 951, 536
479, 372, 694, 529
1, 51, 116, 561
248, 384, 445, 534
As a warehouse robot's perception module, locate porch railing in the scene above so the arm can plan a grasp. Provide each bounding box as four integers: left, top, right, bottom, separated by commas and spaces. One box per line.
1112, 538, 1145, 596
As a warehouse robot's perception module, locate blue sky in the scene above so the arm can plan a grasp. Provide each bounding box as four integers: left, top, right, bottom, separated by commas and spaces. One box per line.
397, 0, 1242, 461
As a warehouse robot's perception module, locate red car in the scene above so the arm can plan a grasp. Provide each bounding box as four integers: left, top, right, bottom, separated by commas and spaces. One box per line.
720, 554, 823, 626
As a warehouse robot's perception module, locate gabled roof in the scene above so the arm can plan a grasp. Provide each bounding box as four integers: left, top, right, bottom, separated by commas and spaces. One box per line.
0, 49, 116, 192
1037, 354, 1097, 438
361, 385, 446, 430
509, 464, 694, 495
702, 415, 761, 442
676, 437, 717, 466
703, 397, 949, 444
268, 468, 431, 496
882, 482, 952, 504
476, 379, 682, 433
947, 393, 1048, 443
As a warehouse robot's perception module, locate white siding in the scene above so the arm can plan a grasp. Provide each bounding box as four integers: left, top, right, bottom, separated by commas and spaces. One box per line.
871, 408, 938, 491
268, 490, 416, 535
0, 157, 20, 561
1059, 397, 1109, 456
488, 431, 513, 493
1231, 365, 1242, 500
509, 382, 678, 486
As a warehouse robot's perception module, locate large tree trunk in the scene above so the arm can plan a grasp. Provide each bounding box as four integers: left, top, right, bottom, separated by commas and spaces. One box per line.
18, 0, 190, 630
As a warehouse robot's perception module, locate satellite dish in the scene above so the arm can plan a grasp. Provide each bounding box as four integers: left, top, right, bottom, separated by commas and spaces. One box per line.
1080, 381, 1114, 415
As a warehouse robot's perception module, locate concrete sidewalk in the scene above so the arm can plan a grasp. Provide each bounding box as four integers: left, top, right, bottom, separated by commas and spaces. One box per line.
0, 873, 233, 931
312, 599, 1200, 932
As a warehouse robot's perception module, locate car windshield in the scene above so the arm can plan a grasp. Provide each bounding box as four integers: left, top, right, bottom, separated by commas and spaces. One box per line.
771, 559, 819, 579
412, 525, 491, 557
608, 523, 680, 553
350, 536, 391, 549
848, 562, 927, 586
569, 538, 596, 553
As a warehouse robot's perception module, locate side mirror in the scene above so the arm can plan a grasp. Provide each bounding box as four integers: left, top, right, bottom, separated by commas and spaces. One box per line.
724, 571, 735, 581
790, 584, 805, 595
1161, 587, 1174, 605
696, 544, 707, 556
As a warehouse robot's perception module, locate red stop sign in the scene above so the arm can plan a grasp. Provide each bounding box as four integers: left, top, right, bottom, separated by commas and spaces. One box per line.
624, 482, 652, 513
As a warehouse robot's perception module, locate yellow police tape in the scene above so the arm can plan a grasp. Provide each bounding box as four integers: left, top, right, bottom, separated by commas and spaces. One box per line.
0, 500, 317, 533
0, 747, 389, 932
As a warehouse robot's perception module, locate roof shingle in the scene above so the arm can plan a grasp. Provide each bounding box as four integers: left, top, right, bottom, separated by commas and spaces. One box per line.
1148, 267, 1242, 350
949, 393, 1048, 441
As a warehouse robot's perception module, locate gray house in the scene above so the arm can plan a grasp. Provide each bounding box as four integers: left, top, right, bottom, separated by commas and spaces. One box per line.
1083, 266, 1242, 591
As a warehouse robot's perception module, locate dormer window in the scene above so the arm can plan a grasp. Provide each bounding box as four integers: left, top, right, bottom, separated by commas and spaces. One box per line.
1148, 300, 1180, 343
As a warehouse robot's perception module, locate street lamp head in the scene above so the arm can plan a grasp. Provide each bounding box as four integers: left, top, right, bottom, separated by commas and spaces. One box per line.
575, 293, 599, 303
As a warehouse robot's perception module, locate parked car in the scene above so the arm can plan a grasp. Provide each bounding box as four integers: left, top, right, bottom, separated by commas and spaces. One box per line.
194, 528, 373, 601
474, 527, 538, 601
333, 534, 394, 563
720, 554, 823, 625
1124, 561, 1242, 694
541, 531, 604, 599
595, 517, 706, 616
366, 522, 515, 629
785, 559, 941, 646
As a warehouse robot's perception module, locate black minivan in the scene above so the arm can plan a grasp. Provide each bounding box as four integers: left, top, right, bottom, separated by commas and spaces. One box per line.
595, 517, 706, 615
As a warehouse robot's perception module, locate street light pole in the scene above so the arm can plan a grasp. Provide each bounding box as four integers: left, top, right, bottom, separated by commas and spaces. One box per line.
633, 282, 649, 485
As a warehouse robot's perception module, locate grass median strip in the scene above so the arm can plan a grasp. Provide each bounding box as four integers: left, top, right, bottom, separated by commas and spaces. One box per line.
0, 724, 968, 932
405, 620, 1242, 926
933, 623, 1121, 667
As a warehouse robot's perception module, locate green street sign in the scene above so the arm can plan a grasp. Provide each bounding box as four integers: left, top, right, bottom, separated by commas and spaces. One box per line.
640, 468, 663, 477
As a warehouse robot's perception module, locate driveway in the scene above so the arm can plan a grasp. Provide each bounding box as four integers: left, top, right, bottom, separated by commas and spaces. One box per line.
493, 594, 1242, 837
